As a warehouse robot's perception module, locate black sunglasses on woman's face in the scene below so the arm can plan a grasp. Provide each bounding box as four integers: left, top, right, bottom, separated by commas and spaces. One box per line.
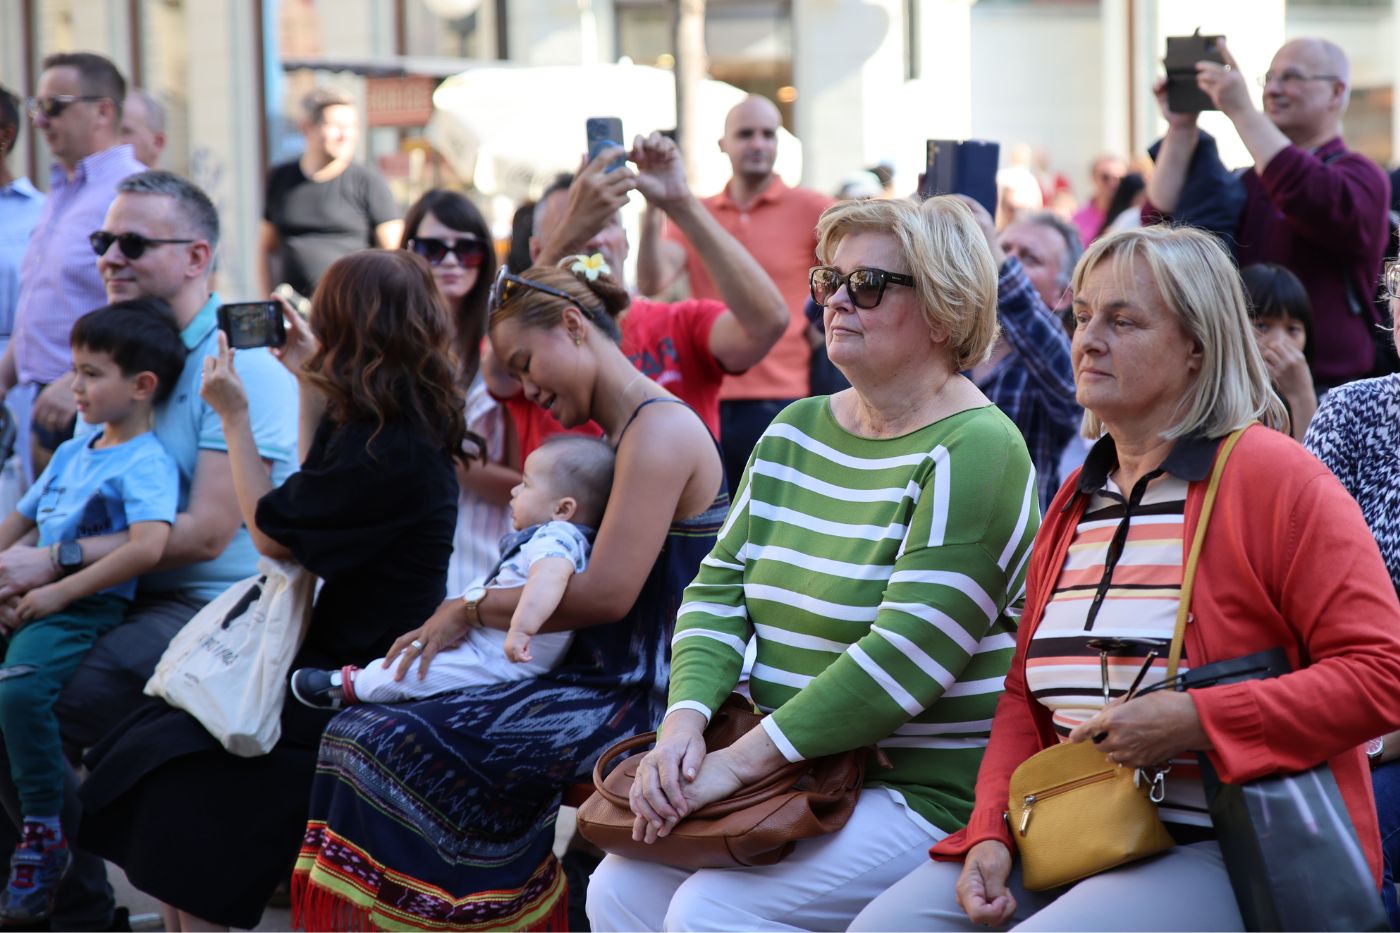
408, 236, 488, 268
809, 266, 916, 310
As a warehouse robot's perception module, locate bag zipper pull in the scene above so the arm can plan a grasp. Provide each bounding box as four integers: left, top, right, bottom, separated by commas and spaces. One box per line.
1019, 794, 1036, 835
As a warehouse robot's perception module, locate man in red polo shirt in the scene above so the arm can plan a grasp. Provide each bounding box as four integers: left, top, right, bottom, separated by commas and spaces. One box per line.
638, 95, 833, 485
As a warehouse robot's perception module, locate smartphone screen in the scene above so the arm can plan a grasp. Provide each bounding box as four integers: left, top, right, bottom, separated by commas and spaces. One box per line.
586, 117, 626, 172
217, 301, 287, 350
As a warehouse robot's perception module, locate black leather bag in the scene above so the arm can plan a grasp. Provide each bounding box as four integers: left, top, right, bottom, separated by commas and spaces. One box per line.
1168, 649, 1389, 932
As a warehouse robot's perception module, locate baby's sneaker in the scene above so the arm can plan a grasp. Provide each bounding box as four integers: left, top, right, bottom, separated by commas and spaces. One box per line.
290, 666, 357, 710
0, 822, 70, 924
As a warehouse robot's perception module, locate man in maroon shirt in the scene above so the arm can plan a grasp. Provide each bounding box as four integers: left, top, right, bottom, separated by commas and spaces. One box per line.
1145, 37, 1391, 387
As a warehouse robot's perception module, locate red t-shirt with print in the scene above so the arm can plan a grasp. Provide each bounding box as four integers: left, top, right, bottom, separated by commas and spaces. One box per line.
501, 297, 727, 459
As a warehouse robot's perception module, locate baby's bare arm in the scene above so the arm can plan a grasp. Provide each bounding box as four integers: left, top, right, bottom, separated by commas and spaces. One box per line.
508, 556, 578, 637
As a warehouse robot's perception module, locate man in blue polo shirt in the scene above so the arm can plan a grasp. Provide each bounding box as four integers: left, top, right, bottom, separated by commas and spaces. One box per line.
0, 170, 296, 929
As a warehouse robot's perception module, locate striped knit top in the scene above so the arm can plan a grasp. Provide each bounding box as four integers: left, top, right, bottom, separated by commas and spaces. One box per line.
668, 396, 1040, 833
1025, 435, 1218, 830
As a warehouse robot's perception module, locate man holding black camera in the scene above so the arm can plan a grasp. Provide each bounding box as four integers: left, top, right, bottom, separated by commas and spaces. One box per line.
1144, 37, 1391, 388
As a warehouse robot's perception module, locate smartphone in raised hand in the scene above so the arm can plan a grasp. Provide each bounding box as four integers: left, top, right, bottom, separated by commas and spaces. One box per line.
586, 117, 626, 172
217, 301, 287, 350
920, 139, 1000, 216
1164, 31, 1226, 113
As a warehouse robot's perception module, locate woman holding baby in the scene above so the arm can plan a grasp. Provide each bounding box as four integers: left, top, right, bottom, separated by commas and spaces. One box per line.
290, 180, 728, 930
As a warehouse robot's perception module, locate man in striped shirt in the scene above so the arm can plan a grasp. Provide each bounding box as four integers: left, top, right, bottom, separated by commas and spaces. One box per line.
0, 53, 144, 483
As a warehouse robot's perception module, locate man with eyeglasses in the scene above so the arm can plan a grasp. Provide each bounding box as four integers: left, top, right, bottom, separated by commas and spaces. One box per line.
0, 170, 296, 931
1144, 37, 1392, 388
0, 53, 144, 485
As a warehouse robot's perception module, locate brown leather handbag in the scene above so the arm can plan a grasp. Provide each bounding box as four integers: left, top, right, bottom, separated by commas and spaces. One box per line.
575, 694, 875, 869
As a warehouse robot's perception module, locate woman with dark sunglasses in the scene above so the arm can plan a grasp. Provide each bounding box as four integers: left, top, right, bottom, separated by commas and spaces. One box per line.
400, 189, 521, 594
584, 195, 1039, 929
290, 257, 727, 929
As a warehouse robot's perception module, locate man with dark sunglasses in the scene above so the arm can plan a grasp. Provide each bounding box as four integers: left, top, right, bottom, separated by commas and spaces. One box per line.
0, 52, 143, 483
0, 170, 296, 932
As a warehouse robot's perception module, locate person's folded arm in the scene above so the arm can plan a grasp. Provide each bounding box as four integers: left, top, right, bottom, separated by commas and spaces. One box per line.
1193, 468, 1400, 783
52, 447, 253, 577
26, 521, 170, 614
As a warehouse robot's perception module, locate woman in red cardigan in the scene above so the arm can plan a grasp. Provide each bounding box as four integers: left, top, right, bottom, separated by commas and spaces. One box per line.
852, 226, 1400, 931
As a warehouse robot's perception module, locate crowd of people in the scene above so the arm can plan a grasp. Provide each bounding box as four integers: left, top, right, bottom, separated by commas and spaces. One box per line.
0, 31, 1397, 933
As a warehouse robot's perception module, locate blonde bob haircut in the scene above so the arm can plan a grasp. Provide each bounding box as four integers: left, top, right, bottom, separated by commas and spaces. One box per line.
1073, 225, 1286, 440
815, 196, 999, 371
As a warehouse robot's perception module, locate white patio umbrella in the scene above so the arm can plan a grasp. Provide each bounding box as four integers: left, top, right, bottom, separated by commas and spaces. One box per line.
425, 61, 804, 202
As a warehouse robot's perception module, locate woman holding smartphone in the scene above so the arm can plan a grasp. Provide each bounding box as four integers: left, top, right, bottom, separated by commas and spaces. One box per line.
77, 249, 465, 932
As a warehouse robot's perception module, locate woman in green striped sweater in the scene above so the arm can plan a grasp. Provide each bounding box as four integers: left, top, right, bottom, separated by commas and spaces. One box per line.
587, 196, 1040, 931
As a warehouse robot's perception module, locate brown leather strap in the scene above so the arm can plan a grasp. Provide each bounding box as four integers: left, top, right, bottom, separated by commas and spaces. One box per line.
591, 731, 658, 808
1166, 425, 1249, 680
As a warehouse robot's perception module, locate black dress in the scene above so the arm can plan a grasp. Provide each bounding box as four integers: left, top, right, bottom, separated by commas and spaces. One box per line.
78, 416, 457, 929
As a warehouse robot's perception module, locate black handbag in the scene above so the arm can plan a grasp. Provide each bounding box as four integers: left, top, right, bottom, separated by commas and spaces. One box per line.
1156, 649, 1389, 932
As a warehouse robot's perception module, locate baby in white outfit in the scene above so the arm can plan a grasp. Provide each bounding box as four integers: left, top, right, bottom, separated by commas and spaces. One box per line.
290, 435, 614, 708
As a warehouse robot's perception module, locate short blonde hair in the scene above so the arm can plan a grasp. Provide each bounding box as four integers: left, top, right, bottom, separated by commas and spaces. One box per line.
1073, 226, 1286, 439
815, 196, 999, 371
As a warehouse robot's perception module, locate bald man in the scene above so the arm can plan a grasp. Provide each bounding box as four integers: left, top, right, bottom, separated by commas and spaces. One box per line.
637, 95, 833, 485
121, 88, 166, 168
1145, 37, 1392, 387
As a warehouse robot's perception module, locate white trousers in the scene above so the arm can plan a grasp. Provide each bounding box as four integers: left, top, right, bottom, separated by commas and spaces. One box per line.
586, 788, 942, 932
349, 627, 572, 703
848, 841, 1243, 932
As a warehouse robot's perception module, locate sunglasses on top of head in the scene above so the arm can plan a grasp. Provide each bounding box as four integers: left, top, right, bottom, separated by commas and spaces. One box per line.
408, 236, 488, 268
809, 266, 916, 310
89, 230, 196, 260
488, 265, 605, 326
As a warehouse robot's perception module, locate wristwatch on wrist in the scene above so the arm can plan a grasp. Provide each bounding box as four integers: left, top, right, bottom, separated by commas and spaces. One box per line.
1367, 736, 1385, 766
56, 541, 83, 577
461, 584, 487, 628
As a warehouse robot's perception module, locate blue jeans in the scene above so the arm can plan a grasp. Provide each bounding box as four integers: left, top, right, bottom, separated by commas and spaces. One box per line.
1372, 758, 1400, 930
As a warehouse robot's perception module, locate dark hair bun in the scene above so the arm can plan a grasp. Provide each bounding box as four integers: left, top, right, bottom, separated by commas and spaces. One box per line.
560, 256, 630, 319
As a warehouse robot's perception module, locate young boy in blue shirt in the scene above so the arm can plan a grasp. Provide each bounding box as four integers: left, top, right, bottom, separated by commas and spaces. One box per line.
0, 298, 185, 923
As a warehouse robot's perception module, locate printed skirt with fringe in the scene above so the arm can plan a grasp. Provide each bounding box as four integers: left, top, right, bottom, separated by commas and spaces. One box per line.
291, 492, 728, 930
